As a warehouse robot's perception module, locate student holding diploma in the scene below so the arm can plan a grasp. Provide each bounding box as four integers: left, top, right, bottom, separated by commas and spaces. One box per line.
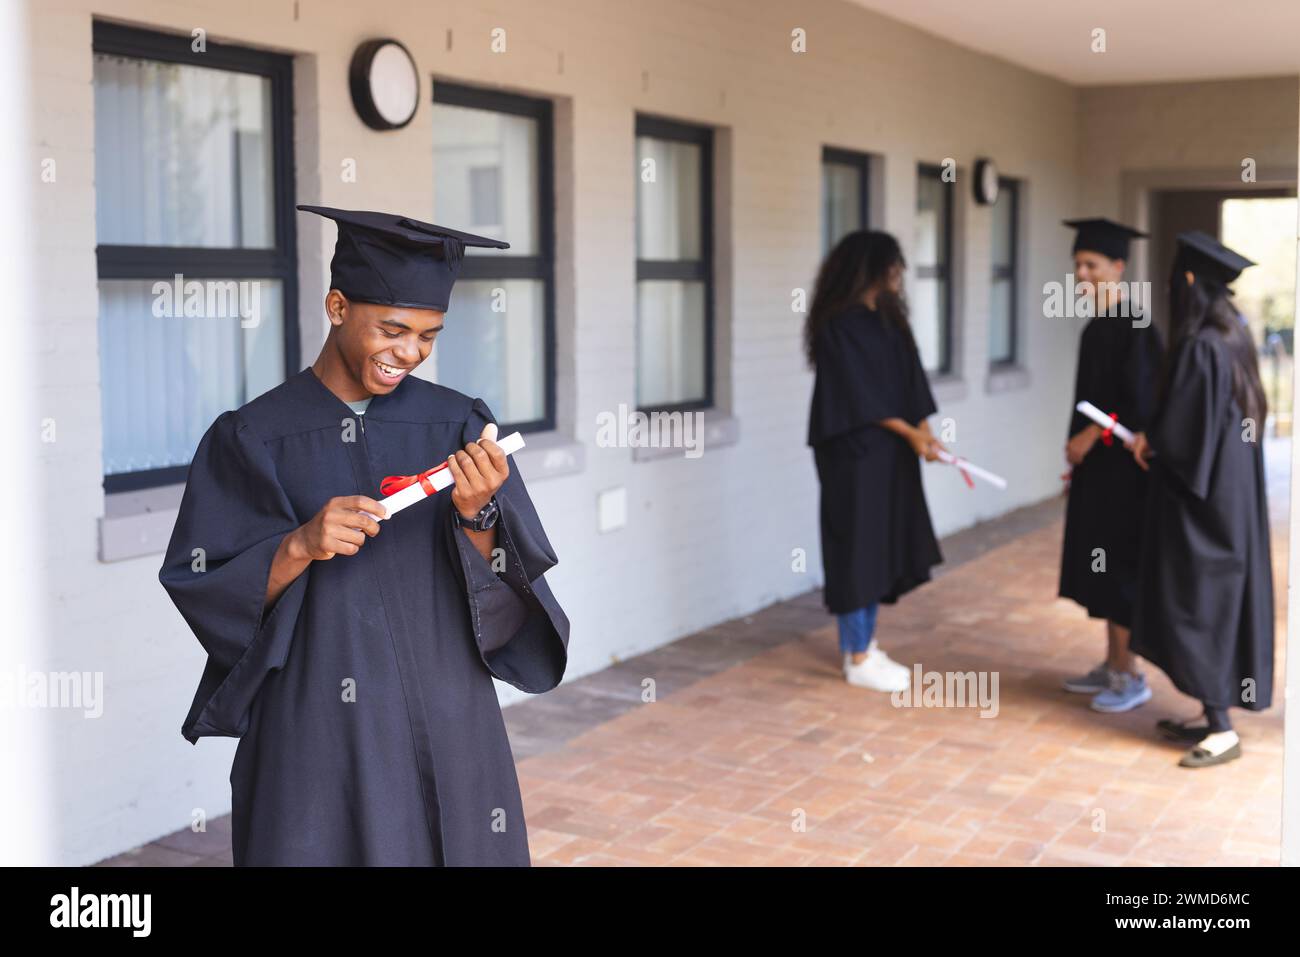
159, 206, 569, 864
806, 231, 944, 692
1127, 232, 1274, 768
1057, 219, 1164, 713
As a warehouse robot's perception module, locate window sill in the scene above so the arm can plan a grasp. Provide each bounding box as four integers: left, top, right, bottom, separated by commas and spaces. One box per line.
632, 410, 740, 462
511, 430, 586, 481
985, 364, 1032, 394
99, 482, 185, 563
927, 375, 968, 405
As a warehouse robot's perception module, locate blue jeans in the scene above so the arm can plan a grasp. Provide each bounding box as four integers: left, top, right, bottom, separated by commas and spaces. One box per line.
837, 603, 879, 655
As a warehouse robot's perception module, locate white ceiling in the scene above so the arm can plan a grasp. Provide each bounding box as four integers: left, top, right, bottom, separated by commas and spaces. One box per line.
846, 0, 1300, 86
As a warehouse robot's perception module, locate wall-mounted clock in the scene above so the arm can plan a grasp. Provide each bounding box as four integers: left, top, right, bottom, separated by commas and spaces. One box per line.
974, 158, 1000, 205
349, 39, 419, 131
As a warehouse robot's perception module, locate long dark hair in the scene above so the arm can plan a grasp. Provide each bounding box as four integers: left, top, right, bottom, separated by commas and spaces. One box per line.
803, 229, 915, 368
1163, 258, 1267, 426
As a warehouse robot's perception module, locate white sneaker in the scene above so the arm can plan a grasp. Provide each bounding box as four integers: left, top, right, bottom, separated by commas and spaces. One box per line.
870, 645, 912, 679
846, 647, 910, 679
847, 642, 909, 670
844, 648, 911, 692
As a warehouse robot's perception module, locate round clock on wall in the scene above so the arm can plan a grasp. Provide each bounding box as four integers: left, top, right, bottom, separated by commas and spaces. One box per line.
974, 158, 1000, 205
349, 39, 419, 131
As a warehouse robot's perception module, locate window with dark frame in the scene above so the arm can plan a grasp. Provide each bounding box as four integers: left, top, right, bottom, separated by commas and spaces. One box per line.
432, 81, 555, 433
913, 163, 954, 375
989, 177, 1019, 366
92, 21, 298, 494
821, 147, 871, 255
634, 114, 714, 413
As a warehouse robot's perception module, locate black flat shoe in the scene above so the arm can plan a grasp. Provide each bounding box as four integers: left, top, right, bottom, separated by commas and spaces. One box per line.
1157, 718, 1212, 743
1178, 741, 1242, 768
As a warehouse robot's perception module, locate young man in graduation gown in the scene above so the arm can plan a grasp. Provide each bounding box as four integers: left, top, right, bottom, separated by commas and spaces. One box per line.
1057, 219, 1163, 713
806, 230, 945, 692
1127, 232, 1274, 768
159, 206, 569, 865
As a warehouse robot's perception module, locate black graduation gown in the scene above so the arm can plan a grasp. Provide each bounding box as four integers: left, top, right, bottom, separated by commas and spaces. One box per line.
1131, 329, 1274, 711
1058, 310, 1163, 627
807, 304, 942, 614
159, 368, 569, 865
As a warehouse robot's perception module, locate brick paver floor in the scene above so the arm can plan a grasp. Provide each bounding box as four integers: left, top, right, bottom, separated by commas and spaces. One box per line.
101, 439, 1290, 866
516, 444, 1290, 867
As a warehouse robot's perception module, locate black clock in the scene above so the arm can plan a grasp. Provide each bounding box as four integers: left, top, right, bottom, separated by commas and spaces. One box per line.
974, 158, 1000, 205
349, 39, 420, 131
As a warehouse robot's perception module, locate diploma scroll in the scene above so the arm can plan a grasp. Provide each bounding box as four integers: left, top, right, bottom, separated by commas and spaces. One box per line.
1075, 400, 1136, 445
934, 450, 1008, 490
375, 431, 526, 520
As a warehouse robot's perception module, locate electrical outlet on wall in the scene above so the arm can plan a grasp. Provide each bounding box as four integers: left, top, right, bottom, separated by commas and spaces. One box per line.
597, 487, 627, 533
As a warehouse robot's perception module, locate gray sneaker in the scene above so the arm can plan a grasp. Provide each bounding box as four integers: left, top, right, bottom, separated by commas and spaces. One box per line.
1090, 671, 1153, 713
1063, 662, 1112, 694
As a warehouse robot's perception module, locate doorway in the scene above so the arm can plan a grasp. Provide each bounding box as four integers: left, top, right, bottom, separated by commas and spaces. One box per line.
1149, 188, 1297, 436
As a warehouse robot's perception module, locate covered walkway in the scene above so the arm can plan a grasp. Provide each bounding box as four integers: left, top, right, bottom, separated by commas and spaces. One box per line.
512, 442, 1290, 866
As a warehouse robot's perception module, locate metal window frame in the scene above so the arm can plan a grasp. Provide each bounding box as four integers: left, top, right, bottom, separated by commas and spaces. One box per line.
634, 113, 715, 414
821, 146, 871, 253
990, 177, 1020, 367
432, 79, 557, 434
92, 21, 298, 493
916, 162, 954, 375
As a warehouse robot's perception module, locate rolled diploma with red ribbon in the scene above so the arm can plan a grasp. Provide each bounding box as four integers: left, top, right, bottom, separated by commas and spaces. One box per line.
934, 449, 1008, 490
375, 431, 526, 521
1075, 400, 1135, 446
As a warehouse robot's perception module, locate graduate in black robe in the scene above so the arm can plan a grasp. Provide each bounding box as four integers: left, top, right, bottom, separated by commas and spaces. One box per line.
805, 230, 943, 693
160, 206, 569, 864
1128, 231, 1274, 768
1057, 219, 1163, 713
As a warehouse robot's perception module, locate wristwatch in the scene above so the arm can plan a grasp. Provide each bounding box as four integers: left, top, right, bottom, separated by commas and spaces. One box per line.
455, 496, 500, 532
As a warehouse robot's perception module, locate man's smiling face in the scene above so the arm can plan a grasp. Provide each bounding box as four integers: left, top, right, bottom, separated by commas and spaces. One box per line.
327, 290, 444, 394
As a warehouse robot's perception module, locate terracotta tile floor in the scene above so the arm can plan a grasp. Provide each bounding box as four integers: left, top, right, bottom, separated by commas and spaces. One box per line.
517, 444, 1291, 867
102, 440, 1290, 867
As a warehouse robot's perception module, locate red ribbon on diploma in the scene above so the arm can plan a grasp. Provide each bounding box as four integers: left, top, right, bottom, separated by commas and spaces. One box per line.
1100, 412, 1118, 446
380, 461, 451, 497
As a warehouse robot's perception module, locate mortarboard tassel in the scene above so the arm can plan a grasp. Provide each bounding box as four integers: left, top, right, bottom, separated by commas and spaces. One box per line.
441, 236, 464, 272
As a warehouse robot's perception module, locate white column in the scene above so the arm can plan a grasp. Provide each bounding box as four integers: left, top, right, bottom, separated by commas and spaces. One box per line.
1282, 76, 1300, 868
0, 0, 53, 865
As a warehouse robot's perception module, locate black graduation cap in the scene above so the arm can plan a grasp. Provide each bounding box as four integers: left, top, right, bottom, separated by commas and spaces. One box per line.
1063, 218, 1147, 261
1173, 230, 1255, 285
298, 205, 509, 312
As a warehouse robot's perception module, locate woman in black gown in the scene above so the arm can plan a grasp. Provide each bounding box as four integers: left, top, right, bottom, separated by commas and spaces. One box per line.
805, 230, 944, 692
1128, 231, 1275, 769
